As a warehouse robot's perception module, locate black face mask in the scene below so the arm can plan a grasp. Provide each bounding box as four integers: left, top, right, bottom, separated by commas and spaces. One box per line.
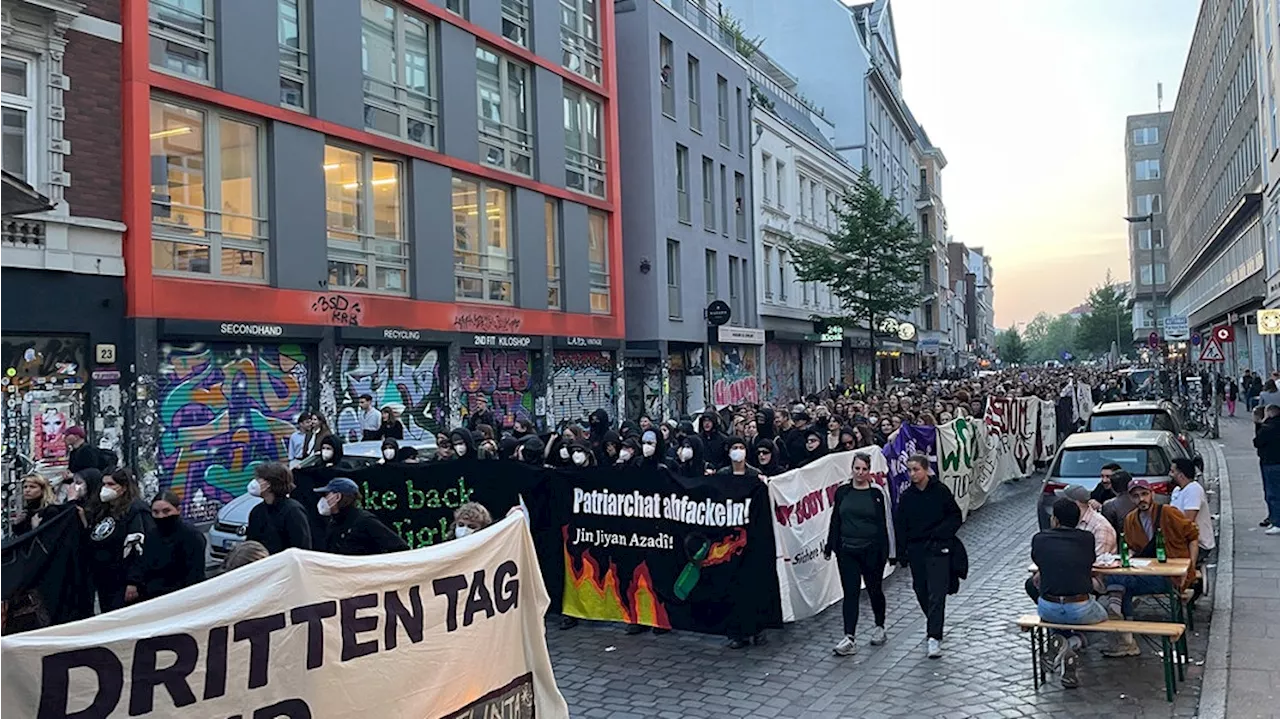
154, 515, 181, 534
513, 427, 529, 439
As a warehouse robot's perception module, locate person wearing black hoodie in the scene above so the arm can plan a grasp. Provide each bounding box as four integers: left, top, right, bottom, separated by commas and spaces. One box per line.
639, 429, 666, 470
87, 469, 153, 611
794, 428, 829, 468
674, 435, 709, 477
753, 437, 786, 476
588, 408, 612, 464
448, 428, 479, 461
601, 430, 622, 466
316, 477, 409, 555
127, 491, 206, 602
617, 436, 642, 466
698, 412, 729, 469
894, 454, 964, 659
318, 434, 344, 468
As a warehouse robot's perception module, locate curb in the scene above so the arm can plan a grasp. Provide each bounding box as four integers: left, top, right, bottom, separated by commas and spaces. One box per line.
1197, 438, 1233, 719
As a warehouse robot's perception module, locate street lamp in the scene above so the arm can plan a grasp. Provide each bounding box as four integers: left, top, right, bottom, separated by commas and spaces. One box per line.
1125, 212, 1157, 359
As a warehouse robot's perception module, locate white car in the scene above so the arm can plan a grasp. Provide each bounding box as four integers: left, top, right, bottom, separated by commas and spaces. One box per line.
205, 438, 437, 566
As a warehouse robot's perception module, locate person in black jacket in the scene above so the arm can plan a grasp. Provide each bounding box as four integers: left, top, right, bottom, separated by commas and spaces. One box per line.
316, 477, 409, 555
1254, 404, 1280, 533
639, 429, 666, 469
245, 462, 313, 554
894, 454, 963, 659
86, 469, 153, 611
794, 428, 829, 468
127, 491, 205, 602
377, 407, 405, 440
752, 438, 786, 477
587, 408, 612, 463
448, 427, 480, 461
698, 412, 729, 469
466, 397, 498, 433
824, 453, 890, 656
674, 435, 709, 477
63, 425, 101, 478
318, 434, 344, 468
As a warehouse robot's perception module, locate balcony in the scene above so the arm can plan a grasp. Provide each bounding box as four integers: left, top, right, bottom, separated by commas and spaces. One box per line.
3, 219, 45, 248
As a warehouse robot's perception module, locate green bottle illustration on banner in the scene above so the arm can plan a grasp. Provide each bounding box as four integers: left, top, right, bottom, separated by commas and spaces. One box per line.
674, 539, 710, 600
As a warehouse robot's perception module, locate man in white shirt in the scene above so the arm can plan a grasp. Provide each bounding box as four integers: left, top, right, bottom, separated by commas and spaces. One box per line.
1169, 457, 1216, 556
1057, 484, 1117, 557
358, 394, 381, 441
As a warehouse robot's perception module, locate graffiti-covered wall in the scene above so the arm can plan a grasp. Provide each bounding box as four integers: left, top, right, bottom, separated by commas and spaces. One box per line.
710, 345, 759, 408
458, 349, 536, 428
335, 345, 445, 442
624, 358, 662, 422
551, 350, 615, 426
765, 343, 801, 404
157, 343, 310, 521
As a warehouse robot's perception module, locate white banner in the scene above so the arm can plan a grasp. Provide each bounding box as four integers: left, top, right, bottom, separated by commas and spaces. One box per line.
766, 449, 894, 623
1037, 399, 1058, 463
1072, 380, 1095, 423
936, 416, 985, 520
1012, 397, 1040, 478
1, 514, 569, 719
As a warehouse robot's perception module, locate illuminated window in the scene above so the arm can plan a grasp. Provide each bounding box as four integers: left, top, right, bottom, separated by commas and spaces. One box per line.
453, 175, 513, 304
150, 98, 267, 281
324, 144, 407, 293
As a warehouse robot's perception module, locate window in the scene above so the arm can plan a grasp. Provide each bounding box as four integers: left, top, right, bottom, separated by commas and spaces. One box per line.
776, 160, 786, 208
716, 75, 730, 147
734, 172, 746, 239
729, 256, 741, 323
1132, 127, 1159, 145
445, 0, 468, 16
560, 0, 602, 84
1138, 228, 1165, 249
150, 99, 267, 280
735, 87, 744, 154
687, 56, 701, 132
667, 239, 682, 319
362, 0, 437, 147
149, 0, 214, 82
477, 46, 532, 175
588, 210, 610, 313
659, 35, 675, 117
676, 144, 690, 223
763, 245, 774, 298
798, 177, 809, 220
826, 189, 836, 228
501, 0, 530, 47
324, 144, 407, 292
546, 201, 562, 309
564, 87, 606, 197
1139, 263, 1167, 285
702, 157, 715, 231
1135, 194, 1163, 215
1134, 159, 1161, 180
924, 301, 935, 331
452, 175, 513, 303
777, 248, 787, 300
719, 164, 729, 236
279, 0, 308, 109
1, 56, 34, 182
802, 277, 810, 305
705, 249, 718, 303
761, 153, 773, 204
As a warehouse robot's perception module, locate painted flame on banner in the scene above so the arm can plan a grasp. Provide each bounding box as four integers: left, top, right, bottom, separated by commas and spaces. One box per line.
563, 544, 671, 628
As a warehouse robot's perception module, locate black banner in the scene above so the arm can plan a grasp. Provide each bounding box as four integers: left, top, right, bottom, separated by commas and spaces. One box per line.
2, 507, 89, 634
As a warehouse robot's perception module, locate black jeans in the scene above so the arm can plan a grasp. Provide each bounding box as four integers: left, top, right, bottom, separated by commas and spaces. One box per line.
836, 545, 887, 636
907, 545, 950, 640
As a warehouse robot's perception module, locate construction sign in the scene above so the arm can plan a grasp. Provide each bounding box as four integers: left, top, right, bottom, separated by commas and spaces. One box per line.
1199, 337, 1226, 363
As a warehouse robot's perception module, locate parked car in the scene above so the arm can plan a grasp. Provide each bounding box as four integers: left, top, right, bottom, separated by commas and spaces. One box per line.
1037, 430, 1197, 529
205, 438, 436, 565
1086, 400, 1195, 458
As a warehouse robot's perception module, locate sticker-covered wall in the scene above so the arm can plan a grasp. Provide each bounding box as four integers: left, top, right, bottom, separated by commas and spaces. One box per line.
334, 345, 445, 442
157, 343, 310, 522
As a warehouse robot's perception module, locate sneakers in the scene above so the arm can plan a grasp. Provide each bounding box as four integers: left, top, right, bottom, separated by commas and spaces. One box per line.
833, 635, 857, 656
1101, 633, 1140, 658
624, 624, 649, 635
927, 638, 942, 659
727, 637, 751, 650
1266, 525, 1280, 536
1060, 645, 1079, 689
1043, 634, 1065, 672
870, 625, 888, 646
1261, 518, 1273, 528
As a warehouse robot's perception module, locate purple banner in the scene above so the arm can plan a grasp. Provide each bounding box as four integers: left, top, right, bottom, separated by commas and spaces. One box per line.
882, 424, 939, 507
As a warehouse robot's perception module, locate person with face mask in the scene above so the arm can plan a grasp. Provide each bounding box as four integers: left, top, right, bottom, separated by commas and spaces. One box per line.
315, 477, 408, 555
601, 431, 622, 465
639, 430, 666, 469
125, 491, 206, 602
698, 412, 729, 469
587, 408, 613, 463
517, 436, 546, 466
245, 462, 313, 555
794, 429, 829, 468
715, 437, 759, 480
674, 435, 709, 478
568, 439, 596, 467
318, 434, 344, 468
378, 438, 401, 464
451, 502, 493, 540
512, 419, 533, 440
447, 428, 478, 461
615, 437, 641, 467
85, 469, 153, 611
432, 433, 454, 462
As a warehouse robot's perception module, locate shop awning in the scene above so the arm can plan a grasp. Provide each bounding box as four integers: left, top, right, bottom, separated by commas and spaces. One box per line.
2, 171, 54, 217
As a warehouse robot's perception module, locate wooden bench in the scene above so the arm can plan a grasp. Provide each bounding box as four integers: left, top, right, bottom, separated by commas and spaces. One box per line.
1015, 614, 1186, 701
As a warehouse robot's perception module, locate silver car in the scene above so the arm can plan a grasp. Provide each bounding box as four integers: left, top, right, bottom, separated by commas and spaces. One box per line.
1037, 430, 1194, 530
1086, 400, 1196, 459
205, 438, 437, 565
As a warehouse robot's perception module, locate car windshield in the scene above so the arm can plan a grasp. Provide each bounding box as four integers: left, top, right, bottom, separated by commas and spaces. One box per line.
1052, 446, 1169, 478
1089, 412, 1175, 433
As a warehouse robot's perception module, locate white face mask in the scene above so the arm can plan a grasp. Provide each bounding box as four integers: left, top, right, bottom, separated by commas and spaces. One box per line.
559, 446, 571, 460
729, 448, 747, 463
619, 448, 634, 462
246, 480, 262, 498
321, 448, 334, 461
99, 486, 120, 503
453, 443, 467, 457
455, 525, 474, 538
317, 497, 333, 517
572, 451, 588, 466
678, 447, 693, 462
383, 448, 396, 460
642, 443, 656, 457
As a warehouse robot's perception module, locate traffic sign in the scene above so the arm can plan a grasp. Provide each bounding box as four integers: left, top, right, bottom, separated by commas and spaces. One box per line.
1259, 309, 1280, 335
1213, 325, 1235, 343
1148, 332, 1160, 348
1163, 315, 1189, 341
1190, 332, 1202, 346
1199, 338, 1226, 362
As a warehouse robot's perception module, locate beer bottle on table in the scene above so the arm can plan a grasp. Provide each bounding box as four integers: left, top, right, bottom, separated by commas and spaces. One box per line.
1155, 527, 1167, 563
1119, 532, 1130, 568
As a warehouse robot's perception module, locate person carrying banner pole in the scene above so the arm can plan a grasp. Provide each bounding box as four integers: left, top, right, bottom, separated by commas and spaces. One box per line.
894, 454, 965, 659
824, 452, 890, 656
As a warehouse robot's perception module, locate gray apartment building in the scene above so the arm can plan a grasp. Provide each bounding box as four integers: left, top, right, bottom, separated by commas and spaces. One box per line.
615, 0, 758, 417
1166, 0, 1265, 373
1124, 111, 1172, 344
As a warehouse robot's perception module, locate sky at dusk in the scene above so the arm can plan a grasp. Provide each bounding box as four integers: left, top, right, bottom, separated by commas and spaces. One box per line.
888, 0, 1201, 328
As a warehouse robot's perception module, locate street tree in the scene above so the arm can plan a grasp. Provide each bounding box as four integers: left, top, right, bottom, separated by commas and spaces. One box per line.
788, 168, 931, 388
996, 327, 1028, 364
1075, 274, 1128, 355
1023, 311, 1079, 363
